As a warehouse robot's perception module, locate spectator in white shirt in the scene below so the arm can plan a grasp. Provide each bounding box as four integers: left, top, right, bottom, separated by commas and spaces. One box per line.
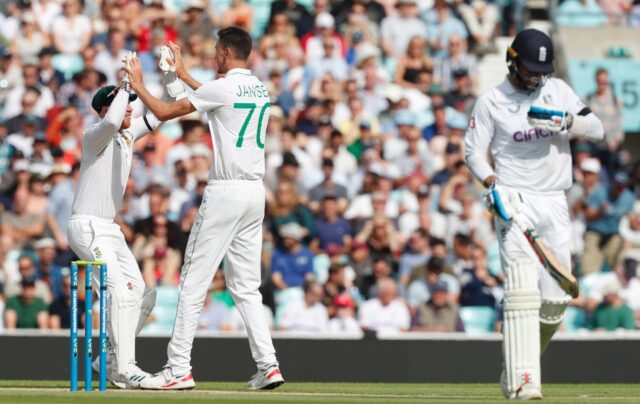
358, 278, 411, 334
278, 280, 329, 333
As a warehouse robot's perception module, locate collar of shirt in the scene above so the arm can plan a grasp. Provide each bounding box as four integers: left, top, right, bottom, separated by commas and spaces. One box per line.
225, 68, 251, 76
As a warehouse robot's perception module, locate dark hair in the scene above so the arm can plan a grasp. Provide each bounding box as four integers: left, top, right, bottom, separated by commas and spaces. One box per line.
454, 232, 473, 246
217, 26, 253, 61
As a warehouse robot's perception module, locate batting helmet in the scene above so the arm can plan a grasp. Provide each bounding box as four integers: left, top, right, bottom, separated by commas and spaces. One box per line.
506, 29, 555, 90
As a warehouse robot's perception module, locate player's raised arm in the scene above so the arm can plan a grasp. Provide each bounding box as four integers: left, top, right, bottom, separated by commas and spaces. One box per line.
124, 56, 196, 121
167, 41, 202, 91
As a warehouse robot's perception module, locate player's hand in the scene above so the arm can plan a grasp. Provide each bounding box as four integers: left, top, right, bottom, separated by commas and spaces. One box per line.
123, 53, 143, 92
527, 105, 571, 132
167, 42, 186, 77
158, 43, 185, 98
483, 180, 523, 222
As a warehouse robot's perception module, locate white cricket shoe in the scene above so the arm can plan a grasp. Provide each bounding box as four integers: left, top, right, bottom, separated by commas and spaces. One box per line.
246, 366, 284, 390
112, 364, 152, 388
500, 370, 542, 400
139, 366, 195, 390
91, 352, 128, 389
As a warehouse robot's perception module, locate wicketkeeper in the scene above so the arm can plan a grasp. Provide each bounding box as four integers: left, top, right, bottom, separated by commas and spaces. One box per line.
464, 29, 604, 399
67, 52, 162, 388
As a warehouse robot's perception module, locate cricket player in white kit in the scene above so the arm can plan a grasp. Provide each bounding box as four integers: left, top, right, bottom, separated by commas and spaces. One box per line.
124, 27, 283, 390
67, 66, 163, 387
464, 29, 604, 399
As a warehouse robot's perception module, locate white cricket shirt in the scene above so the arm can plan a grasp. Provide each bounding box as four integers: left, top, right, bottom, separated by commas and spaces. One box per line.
465, 77, 587, 193
72, 91, 159, 219
187, 68, 270, 181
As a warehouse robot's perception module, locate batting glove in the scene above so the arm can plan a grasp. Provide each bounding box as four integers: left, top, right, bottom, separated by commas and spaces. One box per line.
483, 180, 523, 222
159, 46, 184, 98
527, 105, 573, 132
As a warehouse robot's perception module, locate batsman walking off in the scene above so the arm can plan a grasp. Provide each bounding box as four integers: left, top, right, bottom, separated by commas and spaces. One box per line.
464, 29, 604, 399
124, 27, 283, 390
67, 59, 162, 387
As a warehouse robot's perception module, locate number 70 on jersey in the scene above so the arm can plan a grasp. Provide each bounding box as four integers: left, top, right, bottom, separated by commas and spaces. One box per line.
234, 102, 270, 149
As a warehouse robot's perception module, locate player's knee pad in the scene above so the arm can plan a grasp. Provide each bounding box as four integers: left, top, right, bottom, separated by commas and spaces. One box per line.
502, 259, 541, 397
539, 296, 570, 326
539, 296, 570, 354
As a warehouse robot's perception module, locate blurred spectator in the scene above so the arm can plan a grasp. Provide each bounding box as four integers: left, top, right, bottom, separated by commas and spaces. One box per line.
355, 212, 403, 264
358, 256, 392, 299
269, 180, 316, 247
46, 163, 77, 254
33, 237, 64, 299
4, 254, 51, 304
94, 29, 129, 84
132, 142, 169, 194
133, 215, 181, 287
4, 63, 55, 120
407, 256, 460, 308
436, 35, 478, 94
268, 0, 314, 39
459, 247, 499, 307
0, 187, 46, 248
4, 275, 49, 329
424, 0, 469, 59
444, 68, 476, 115
380, 0, 426, 59
271, 222, 315, 291
308, 158, 349, 213
599, 0, 633, 25
620, 202, 640, 262
322, 264, 350, 314
586, 258, 640, 321
358, 278, 410, 334
301, 12, 346, 62
394, 36, 434, 89
455, 0, 498, 54
32, 0, 63, 35
557, 0, 608, 27
582, 171, 635, 274
48, 270, 84, 329
11, 12, 48, 65
37, 47, 66, 93
312, 194, 353, 254
589, 277, 636, 331
328, 294, 361, 333
399, 228, 431, 286
221, 0, 254, 32
0, 48, 23, 107
568, 158, 602, 230
587, 68, 624, 152
278, 280, 328, 332
412, 281, 464, 332
178, 0, 215, 44
350, 240, 373, 285
332, 0, 387, 28
51, 0, 92, 55
341, 2, 380, 55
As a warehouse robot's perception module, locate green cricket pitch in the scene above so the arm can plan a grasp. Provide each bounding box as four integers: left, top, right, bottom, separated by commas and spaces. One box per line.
0, 381, 639, 403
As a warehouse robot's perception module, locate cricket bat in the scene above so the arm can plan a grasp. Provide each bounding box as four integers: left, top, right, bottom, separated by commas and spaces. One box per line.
514, 215, 579, 298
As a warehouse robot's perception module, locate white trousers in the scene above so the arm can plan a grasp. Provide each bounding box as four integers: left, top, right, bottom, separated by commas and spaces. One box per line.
495, 191, 570, 301
167, 180, 277, 374
67, 214, 145, 297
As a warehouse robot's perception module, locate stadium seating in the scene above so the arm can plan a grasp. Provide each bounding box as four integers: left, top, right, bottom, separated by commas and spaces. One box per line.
459, 306, 497, 334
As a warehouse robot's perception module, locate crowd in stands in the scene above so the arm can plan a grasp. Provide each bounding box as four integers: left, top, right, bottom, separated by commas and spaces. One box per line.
0, 0, 638, 335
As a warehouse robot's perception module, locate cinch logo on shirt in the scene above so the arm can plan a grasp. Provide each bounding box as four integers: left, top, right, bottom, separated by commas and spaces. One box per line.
513, 128, 556, 142
235, 84, 269, 98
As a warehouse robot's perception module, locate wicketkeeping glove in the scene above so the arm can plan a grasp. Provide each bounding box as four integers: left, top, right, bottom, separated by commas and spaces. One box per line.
483, 180, 523, 222
159, 46, 185, 98
121, 51, 136, 92
527, 105, 572, 132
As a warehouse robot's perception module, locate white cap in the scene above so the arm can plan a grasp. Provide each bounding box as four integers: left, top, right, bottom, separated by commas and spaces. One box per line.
601, 278, 621, 296
13, 159, 30, 172
190, 144, 211, 158
315, 12, 335, 28
34, 238, 56, 249
580, 158, 601, 174
186, 0, 206, 9
279, 222, 304, 240
355, 43, 380, 66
